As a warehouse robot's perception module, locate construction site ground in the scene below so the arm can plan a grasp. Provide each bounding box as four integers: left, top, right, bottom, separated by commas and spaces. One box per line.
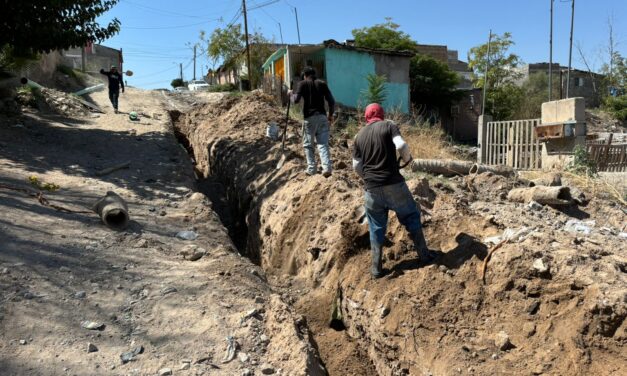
1, 86, 626, 376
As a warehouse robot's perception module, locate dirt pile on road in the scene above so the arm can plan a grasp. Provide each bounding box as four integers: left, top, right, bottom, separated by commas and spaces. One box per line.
175, 92, 627, 375
14, 87, 91, 117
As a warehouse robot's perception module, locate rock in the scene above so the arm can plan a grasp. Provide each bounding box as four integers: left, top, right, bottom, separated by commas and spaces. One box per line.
60, 266, 71, 272
158, 368, 172, 376
81, 321, 105, 330
74, 291, 87, 299
254, 296, 265, 304
523, 322, 536, 338
19, 339, 27, 345
495, 331, 513, 351
120, 345, 144, 364
526, 300, 540, 315
161, 286, 177, 295
134, 239, 148, 248
176, 230, 198, 240
259, 334, 269, 344
189, 248, 206, 261
87, 343, 98, 353
241, 369, 253, 376
180, 361, 191, 370
528, 201, 543, 211
260, 363, 275, 374
532, 258, 550, 274
238, 352, 249, 363
1, 267, 8, 274
380, 306, 390, 319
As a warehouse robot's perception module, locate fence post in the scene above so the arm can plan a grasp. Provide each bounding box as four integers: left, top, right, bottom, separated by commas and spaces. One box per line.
477, 115, 492, 163
601, 133, 613, 171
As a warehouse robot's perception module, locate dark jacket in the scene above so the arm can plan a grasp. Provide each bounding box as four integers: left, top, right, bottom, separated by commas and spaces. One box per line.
100, 69, 124, 92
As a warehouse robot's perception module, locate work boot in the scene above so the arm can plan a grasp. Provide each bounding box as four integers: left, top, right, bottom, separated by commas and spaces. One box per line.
322, 169, 332, 178
412, 228, 436, 264
371, 243, 383, 278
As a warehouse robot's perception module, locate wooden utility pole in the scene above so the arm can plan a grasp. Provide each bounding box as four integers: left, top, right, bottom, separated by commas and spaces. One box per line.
566, 0, 575, 98
193, 45, 197, 80
294, 7, 301, 44
180, 63, 183, 81
81, 46, 86, 72
549, 0, 554, 101
242, 0, 252, 88
482, 30, 492, 116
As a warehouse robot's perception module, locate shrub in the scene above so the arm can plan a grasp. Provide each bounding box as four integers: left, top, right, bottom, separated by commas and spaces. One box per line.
362, 74, 387, 105
209, 83, 237, 92
602, 95, 627, 121
567, 144, 597, 177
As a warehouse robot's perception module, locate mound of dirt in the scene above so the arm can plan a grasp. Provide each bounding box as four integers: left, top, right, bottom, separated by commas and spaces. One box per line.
174, 92, 627, 376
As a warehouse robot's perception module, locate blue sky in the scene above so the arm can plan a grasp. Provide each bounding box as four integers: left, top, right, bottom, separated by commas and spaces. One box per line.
98, 0, 626, 89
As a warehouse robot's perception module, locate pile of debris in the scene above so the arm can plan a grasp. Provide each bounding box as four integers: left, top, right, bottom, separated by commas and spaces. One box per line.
38, 87, 90, 117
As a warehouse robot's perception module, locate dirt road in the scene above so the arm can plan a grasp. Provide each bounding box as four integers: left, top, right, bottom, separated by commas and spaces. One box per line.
0, 88, 324, 375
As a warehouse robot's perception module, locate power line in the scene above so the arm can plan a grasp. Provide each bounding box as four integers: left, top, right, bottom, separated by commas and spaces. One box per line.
121, 0, 234, 19
124, 19, 220, 30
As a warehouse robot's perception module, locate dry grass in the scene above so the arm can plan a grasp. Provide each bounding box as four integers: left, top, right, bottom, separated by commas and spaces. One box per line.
520, 170, 627, 206
402, 125, 459, 160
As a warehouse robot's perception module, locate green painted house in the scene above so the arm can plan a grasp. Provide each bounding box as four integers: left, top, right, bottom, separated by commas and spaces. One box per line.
262, 40, 413, 113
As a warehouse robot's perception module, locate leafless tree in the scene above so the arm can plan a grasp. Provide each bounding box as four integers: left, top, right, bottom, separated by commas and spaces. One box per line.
575, 42, 597, 93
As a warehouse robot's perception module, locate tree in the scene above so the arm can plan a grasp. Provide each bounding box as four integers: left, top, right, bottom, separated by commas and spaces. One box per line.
467, 32, 521, 90
467, 32, 523, 120
352, 19, 461, 112
513, 72, 560, 119
0, 0, 120, 66
410, 54, 462, 109
171, 78, 185, 88
201, 25, 272, 88
362, 74, 387, 105
352, 18, 416, 51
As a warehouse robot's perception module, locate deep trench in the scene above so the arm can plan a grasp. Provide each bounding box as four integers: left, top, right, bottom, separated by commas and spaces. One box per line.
170, 109, 380, 376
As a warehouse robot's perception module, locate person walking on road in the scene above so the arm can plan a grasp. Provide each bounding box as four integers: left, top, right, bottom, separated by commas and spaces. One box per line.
100, 65, 124, 113
289, 66, 335, 177
352, 103, 436, 278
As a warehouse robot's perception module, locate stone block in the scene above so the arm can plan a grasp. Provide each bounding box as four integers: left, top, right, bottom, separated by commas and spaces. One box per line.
541, 97, 585, 124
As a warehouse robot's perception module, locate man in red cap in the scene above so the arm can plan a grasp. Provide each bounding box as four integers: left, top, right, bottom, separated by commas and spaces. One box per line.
352, 103, 435, 278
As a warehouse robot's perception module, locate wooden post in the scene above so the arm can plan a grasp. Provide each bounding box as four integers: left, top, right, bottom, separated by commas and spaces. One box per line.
601, 133, 613, 171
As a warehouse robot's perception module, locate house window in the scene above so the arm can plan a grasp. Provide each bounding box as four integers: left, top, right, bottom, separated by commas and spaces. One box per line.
575, 77, 585, 87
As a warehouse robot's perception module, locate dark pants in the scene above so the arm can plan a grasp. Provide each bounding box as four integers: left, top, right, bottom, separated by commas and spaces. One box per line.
108, 90, 119, 110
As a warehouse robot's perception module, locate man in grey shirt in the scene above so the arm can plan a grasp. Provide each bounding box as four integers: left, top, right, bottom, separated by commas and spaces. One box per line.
353, 103, 435, 278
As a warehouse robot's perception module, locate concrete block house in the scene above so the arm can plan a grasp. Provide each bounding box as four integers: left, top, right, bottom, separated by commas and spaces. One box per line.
262, 40, 413, 113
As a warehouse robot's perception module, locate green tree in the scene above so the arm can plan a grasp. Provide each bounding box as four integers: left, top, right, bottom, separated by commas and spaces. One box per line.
601, 52, 627, 94
410, 54, 462, 109
513, 72, 560, 119
1, 0, 120, 68
352, 18, 416, 51
352, 19, 461, 111
362, 74, 387, 104
468, 32, 523, 120
467, 32, 522, 90
201, 25, 272, 88
171, 78, 185, 88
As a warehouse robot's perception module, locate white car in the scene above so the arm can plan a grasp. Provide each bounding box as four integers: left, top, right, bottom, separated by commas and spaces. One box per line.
173, 86, 189, 93
188, 80, 210, 91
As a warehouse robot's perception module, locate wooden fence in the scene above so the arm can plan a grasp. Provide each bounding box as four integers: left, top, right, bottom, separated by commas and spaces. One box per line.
260, 75, 286, 106
587, 134, 627, 172
484, 119, 542, 169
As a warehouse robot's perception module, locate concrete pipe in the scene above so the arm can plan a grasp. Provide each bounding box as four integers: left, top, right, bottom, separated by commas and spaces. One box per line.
92, 191, 130, 230
411, 159, 515, 177
507, 186, 572, 206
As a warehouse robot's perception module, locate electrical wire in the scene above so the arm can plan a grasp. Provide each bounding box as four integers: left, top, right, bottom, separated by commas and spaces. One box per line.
121, 0, 236, 19
124, 19, 220, 30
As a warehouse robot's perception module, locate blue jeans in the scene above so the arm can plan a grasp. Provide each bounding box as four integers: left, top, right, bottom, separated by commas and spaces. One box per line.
109, 90, 119, 110
302, 114, 331, 174
364, 182, 422, 248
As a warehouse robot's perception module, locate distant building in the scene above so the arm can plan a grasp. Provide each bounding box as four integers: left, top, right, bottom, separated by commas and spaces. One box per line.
263, 40, 413, 113
415, 44, 473, 89
61, 43, 123, 73
516, 63, 605, 107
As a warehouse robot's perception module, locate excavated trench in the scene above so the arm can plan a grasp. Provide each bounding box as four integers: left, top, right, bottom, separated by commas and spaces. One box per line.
168, 95, 627, 376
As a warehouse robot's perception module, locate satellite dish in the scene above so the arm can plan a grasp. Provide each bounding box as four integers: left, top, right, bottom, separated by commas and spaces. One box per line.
125, 70, 134, 76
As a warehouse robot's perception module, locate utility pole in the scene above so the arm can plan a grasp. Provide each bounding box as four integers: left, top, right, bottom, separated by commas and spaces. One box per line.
278, 22, 284, 45
482, 30, 492, 116
180, 63, 183, 81
81, 45, 86, 73
566, 0, 575, 98
294, 7, 301, 44
242, 0, 252, 88
193, 45, 197, 80
549, 0, 554, 101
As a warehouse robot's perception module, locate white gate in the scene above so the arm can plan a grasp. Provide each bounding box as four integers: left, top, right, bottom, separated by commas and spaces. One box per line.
483, 119, 542, 169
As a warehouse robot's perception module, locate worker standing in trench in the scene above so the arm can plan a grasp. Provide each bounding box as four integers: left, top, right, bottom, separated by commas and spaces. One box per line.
289, 66, 335, 177
352, 103, 437, 278
100, 65, 124, 113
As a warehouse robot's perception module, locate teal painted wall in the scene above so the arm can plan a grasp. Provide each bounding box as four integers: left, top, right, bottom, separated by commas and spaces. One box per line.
324, 48, 409, 113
